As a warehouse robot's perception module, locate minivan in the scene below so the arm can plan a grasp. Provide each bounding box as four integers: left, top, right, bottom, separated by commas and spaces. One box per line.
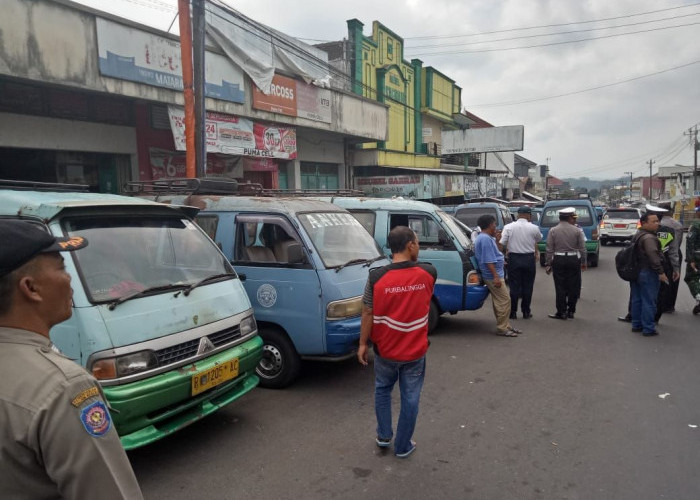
318, 197, 490, 332
538, 199, 601, 267
1, 181, 263, 449
454, 201, 514, 231
132, 179, 388, 388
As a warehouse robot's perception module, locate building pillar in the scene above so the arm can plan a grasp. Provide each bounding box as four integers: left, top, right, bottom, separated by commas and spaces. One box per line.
411, 58, 423, 154
347, 19, 365, 96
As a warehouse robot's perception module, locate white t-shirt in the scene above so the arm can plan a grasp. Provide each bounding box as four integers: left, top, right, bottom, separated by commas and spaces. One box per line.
500, 218, 542, 254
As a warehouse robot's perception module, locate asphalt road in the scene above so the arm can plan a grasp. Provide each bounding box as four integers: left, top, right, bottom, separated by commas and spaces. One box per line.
129, 245, 700, 500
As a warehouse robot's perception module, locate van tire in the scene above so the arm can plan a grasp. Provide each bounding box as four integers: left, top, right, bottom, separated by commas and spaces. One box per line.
540, 253, 547, 267
256, 327, 301, 389
428, 300, 440, 334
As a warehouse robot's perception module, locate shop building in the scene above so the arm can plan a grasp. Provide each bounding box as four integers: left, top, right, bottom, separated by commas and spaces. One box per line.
0, 0, 387, 192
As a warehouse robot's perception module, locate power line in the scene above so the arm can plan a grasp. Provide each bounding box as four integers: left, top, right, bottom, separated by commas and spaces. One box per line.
408, 21, 700, 57
406, 11, 700, 50
468, 59, 700, 107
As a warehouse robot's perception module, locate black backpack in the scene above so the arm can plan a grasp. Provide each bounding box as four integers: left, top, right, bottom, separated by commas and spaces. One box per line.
615, 234, 649, 282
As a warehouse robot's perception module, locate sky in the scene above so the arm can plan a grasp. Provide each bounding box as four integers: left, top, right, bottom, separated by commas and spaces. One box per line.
72, 0, 700, 181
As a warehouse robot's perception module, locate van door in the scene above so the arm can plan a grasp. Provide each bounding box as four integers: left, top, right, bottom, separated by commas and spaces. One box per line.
389, 212, 463, 312
231, 214, 322, 355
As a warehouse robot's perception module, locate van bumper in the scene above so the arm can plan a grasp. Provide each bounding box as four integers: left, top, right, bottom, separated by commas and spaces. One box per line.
325, 316, 361, 356
464, 284, 490, 310
104, 335, 263, 450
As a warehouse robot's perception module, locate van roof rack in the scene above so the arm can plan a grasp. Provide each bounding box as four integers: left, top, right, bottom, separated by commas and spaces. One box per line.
125, 178, 364, 198
0, 179, 90, 192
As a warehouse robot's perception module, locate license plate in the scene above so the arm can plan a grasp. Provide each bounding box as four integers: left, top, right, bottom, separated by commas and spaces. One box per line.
613, 224, 627, 228
191, 358, 239, 396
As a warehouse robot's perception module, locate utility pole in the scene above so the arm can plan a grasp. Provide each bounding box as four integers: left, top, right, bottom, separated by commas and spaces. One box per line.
192, 0, 206, 178
685, 125, 699, 193
647, 159, 655, 200
624, 171, 633, 201
544, 157, 551, 201
177, 0, 195, 178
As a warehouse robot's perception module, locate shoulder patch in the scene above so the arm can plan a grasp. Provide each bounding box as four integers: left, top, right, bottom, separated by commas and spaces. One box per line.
80, 401, 111, 436
71, 386, 100, 407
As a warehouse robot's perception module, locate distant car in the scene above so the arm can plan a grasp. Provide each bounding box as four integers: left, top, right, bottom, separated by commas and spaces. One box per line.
538, 199, 601, 267
454, 202, 513, 231
599, 208, 642, 245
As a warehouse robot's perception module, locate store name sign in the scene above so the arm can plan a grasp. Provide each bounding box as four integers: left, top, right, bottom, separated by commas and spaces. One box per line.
96, 18, 245, 104
253, 74, 332, 123
168, 106, 297, 159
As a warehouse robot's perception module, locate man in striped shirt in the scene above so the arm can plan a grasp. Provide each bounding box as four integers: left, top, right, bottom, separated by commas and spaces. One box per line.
358, 226, 437, 458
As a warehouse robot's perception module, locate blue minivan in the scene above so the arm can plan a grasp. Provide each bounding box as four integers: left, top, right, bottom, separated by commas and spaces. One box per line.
537, 198, 601, 267
134, 181, 388, 388
454, 201, 514, 231
1, 181, 263, 449
318, 197, 489, 332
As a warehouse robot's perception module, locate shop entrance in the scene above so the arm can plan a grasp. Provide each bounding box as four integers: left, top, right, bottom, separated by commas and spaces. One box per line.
0, 148, 131, 193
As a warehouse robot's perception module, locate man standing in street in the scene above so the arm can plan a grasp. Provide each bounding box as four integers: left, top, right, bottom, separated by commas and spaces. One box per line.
500, 206, 542, 320
684, 207, 700, 315
358, 226, 437, 458
630, 212, 669, 336
545, 207, 587, 320
474, 214, 522, 336
654, 203, 683, 315
0, 220, 143, 499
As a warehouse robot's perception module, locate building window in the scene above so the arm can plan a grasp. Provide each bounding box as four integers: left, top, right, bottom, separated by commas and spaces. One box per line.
301, 162, 339, 190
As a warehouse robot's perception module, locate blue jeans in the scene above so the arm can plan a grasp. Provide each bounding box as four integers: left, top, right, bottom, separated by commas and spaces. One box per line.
374, 354, 426, 455
631, 269, 660, 333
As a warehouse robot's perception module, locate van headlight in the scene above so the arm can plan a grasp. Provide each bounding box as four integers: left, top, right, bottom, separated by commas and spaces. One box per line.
90, 351, 158, 380
327, 296, 363, 320
239, 314, 257, 336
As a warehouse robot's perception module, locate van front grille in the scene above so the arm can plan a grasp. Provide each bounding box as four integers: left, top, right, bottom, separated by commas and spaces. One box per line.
155, 325, 243, 366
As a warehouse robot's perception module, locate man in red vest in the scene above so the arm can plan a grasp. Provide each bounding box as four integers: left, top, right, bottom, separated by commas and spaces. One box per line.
358, 226, 437, 458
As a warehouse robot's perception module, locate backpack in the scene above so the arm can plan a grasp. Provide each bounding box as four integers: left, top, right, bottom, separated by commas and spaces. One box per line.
615, 234, 650, 282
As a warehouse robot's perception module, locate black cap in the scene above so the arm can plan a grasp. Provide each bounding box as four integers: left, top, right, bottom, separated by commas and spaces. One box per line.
0, 220, 88, 277
517, 206, 532, 214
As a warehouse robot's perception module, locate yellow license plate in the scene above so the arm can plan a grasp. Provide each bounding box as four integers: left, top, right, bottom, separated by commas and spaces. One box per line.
191, 358, 239, 396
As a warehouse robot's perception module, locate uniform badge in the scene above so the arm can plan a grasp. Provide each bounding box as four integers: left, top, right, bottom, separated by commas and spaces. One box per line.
80, 401, 111, 436
71, 386, 100, 407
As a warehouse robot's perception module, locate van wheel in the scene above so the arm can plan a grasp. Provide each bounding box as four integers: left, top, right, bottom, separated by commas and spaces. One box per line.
428, 300, 440, 334
588, 254, 599, 268
256, 327, 300, 389
540, 253, 547, 267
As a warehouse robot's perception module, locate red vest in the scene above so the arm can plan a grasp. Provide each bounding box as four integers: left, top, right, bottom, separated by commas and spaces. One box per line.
371, 263, 435, 361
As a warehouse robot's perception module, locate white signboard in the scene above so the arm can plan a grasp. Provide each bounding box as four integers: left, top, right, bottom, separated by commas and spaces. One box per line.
442, 125, 524, 154
96, 18, 245, 103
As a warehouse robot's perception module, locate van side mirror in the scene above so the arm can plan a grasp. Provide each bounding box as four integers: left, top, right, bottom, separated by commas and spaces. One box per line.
287, 243, 306, 264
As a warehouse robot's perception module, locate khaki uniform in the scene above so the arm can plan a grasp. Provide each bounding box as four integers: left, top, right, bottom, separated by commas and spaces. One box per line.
546, 221, 586, 316
0, 327, 143, 500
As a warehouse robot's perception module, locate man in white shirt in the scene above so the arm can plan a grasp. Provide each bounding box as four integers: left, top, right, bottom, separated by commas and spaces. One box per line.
500, 206, 543, 319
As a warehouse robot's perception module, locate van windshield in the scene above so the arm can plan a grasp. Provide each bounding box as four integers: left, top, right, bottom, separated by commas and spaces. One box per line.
63, 216, 233, 303
454, 207, 496, 229
298, 212, 381, 268
540, 206, 593, 227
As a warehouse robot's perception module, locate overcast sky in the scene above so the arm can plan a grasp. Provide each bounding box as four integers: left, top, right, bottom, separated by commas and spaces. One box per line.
73, 0, 700, 181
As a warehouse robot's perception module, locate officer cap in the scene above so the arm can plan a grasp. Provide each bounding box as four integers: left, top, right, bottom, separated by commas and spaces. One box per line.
558, 207, 577, 216
0, 220, 87, 278
645, 204, 668, 213
517, 206, 532, 214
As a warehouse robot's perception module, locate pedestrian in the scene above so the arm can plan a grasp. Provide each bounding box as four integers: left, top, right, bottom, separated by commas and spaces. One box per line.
500, 206, 542, 319
685, 206, 700, 315
545, 207, 587, 320
629, 212, 670, 336
0, 220, 143, 500
357, 226, 437, 458
652, 204, 682, 319
473, 214, 522, 336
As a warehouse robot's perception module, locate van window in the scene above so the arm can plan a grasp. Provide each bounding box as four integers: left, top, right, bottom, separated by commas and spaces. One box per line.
455, 207, 497, 228
390, 214, 444, 248
195, 214, 219, 240
540, 206, 593, 227
64, 216, 232, 303
298, 212, 381, 268
233, 215, 305, 266
348, 210, 375, 235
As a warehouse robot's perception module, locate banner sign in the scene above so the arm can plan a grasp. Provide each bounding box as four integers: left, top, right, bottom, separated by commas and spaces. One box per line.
442, 125, 524, 154
168, 106, 297, 159
253, 74, 331, 123
96, 18, 245, 103
354, 174, 465, 199
149, 148, 278, 180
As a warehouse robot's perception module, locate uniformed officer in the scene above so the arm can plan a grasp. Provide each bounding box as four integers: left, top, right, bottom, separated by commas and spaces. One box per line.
654, 203, 683, 313
685, 207, 700, 315
0, 220, 143, 500
545, 207, 587, 320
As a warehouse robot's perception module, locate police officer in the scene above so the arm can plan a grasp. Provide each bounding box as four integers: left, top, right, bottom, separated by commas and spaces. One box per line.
500, 206, 542, 319
545, 207, 587, 320
0, 220, 143, 500
654, 203, 683, 313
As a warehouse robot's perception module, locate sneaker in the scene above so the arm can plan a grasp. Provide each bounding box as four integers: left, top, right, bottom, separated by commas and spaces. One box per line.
395, 440, 417, 458
376, 436, 391, 448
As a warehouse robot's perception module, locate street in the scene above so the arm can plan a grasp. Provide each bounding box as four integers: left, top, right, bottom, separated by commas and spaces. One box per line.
129, 244, 700, 500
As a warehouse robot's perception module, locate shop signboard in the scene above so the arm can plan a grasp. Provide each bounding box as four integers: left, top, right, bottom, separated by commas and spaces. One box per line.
96, 18, 245, 103
442, 125, 524, 154
168, 106, 297, 159
252, 74, 331, 123
355, 173, 466, 199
